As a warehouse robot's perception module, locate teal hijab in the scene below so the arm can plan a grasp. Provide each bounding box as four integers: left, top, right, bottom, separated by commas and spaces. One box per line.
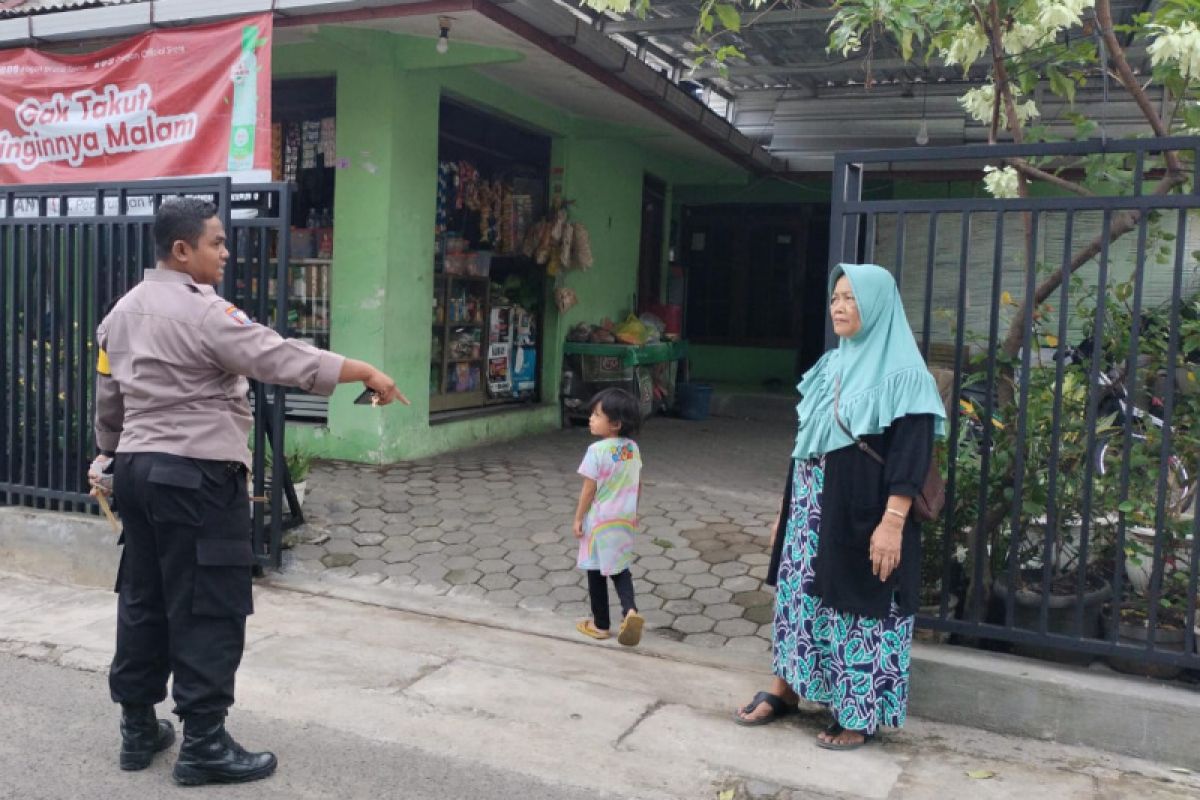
791, 263, 946, 461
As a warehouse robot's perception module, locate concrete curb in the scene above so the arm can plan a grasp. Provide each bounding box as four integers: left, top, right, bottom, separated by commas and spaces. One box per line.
5, 506, 1199, 769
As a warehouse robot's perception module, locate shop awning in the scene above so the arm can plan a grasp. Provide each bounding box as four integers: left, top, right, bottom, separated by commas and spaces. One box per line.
0, 0, 783, 177
581, 0, 1160, 173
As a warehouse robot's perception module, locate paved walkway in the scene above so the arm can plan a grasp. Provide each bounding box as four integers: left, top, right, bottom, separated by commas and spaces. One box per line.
284, 416, 793, 651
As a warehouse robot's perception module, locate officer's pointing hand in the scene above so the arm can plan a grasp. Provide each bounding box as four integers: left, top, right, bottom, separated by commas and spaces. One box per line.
365, 369, 410, 407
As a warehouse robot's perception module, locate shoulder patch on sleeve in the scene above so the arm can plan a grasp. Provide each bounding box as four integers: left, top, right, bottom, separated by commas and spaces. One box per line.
224, 305, 253, 326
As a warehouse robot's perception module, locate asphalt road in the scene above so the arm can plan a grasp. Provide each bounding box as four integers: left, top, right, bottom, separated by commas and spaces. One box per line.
0, 653, 623, 800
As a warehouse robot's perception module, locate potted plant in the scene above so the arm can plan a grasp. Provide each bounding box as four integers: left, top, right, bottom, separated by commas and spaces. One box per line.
970, 292, 1120, 663
262, 447, 313, 507
1105, 567, 1192, 680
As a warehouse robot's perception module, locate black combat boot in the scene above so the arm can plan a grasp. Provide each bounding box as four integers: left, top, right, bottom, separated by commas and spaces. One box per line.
172, 714, 277, 786
119, 703, 175, 771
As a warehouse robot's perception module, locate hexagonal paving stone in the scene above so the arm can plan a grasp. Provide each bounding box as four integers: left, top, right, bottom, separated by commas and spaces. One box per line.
353, 532, 387, 547
479, 573, 516, 591
410, 526, 444, 543
474, 546, 507, 560
634, 593, 663, 611
534, 542, 565, 556
356, 546, 385, 559
382, 562, 417, 577
674, 559, 710, 575
743, 605, 774, 625
733, 590, 773, 608
445, 568, 482, 586
663, 599, 704, 616
441, 543, 475, 557
484, 588, 522, 606
546, 571, 582, 588
321, 553, 357, 568
693, 587, 734, 605
556, 601, 591, 618
410, 541, 444, 555
714, 618, 758, 637
638, 555, 674, 572
381, 574, 418, 589
353, 559, 388, 575
324, 538, 357, 555
721, 575, 761, 593
504, 550, 540, 566
682, 573, 721, 590
412, 553, 447, 568
477, 559, 512, 575
673, 615, 715, 634
447, 584, 488, 601
380, 550, 413, 565
683, 632, 727, 648
641, 609, 675, 629
652, 583, 693, 601
705, 603, 746, 621
513, 579, 552, 597
443, 555, 478, 571
550, 585, 582, 603
661, 547, 701, 563
724, 636, 770, 654
743, 554, 771, 566
538, 555, 575, 572
642, 570, 679, 586
510, 564, 546, 581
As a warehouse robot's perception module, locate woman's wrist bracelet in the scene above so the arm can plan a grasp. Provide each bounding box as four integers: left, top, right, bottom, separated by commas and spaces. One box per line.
885, 507, 907, 520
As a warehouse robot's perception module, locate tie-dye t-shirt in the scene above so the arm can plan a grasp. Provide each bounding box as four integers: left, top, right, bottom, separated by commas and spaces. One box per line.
577, 437, 641, 576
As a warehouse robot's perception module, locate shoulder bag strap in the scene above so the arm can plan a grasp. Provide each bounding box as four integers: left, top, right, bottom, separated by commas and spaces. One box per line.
833, 375, 886, 466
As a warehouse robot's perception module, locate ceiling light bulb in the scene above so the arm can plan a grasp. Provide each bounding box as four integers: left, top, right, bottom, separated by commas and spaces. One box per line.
915, 119, 930, 146
436, 32, 449, 54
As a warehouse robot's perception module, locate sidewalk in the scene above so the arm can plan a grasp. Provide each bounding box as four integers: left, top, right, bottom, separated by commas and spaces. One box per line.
3, 569, 1197, 800
287, 416, 788, 651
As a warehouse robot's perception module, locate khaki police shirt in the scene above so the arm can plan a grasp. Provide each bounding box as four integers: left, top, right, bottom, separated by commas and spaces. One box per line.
94, 268, 344, 468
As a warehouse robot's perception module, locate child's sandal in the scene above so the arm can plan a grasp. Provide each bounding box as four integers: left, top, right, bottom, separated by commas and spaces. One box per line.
617, 611, 644, 646
576, 619, 610, 640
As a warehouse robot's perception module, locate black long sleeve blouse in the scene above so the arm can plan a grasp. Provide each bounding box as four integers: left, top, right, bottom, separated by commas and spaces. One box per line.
768, 413, 935, 619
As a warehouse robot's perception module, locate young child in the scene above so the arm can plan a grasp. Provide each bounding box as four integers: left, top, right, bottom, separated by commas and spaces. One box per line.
573, 387, 645, 646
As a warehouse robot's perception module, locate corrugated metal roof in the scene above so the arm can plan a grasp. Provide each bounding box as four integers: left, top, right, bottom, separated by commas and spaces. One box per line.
0, 0, 143, 18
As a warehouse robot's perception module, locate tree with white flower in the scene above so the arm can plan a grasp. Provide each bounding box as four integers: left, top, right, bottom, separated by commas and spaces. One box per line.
580, 0, 1198, 359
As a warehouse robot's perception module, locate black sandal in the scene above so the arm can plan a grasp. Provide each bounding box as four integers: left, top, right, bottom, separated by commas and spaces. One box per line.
816, 726, 874, 751
733, 691, 798, 727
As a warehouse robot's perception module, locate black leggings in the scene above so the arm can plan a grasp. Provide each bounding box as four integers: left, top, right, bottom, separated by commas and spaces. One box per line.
587, 569, 637, 631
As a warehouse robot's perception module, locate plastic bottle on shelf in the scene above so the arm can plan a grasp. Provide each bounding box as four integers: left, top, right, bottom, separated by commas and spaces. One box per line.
305, 207, 318, 230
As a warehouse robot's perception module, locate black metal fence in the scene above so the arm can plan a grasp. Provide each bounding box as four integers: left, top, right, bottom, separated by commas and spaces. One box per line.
831, 136, 1200, 672
0, 179, 299, 568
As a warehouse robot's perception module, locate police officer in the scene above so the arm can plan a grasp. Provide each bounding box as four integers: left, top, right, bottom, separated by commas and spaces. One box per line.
88, 197, 408, 786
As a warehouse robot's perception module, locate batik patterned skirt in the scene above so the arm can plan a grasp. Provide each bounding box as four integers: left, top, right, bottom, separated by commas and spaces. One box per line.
771, 457, 914, 734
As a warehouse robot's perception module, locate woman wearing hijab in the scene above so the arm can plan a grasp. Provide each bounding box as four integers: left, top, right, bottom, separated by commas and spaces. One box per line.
733, 263, 946, 750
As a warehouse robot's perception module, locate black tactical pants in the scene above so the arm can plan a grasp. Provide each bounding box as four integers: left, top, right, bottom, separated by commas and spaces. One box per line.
109, 453, 256, 719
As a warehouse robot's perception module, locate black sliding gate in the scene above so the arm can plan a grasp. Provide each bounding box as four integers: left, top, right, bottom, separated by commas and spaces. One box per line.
0, 178, 301, 568
831, 136, 1200, 671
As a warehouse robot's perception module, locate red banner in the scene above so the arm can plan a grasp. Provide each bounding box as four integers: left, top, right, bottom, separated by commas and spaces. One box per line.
0, 14, 272, 184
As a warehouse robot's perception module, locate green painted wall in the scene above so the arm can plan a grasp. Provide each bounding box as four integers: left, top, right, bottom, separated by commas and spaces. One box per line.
688, 345, 796, 386
274, 28, 748, 463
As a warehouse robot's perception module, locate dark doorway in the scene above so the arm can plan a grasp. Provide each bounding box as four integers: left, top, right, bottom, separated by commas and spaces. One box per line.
681, 203, 829, 379
637, 175, 667, 308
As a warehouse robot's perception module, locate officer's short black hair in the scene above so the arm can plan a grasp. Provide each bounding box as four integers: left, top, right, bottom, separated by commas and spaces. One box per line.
154, 197, 218, 261
588, 387, 642, 439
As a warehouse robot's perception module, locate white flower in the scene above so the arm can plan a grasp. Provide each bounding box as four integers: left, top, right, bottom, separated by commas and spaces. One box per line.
840, 32, 862, 58
1002, 22, 1046, 55
1038, 0, 1092, 33
581, 0, 632, 11
943, 23, 989, 69
959, 84, 1040, 129
1147, 21, 1200, 83
983, 165, 1021, 199
954, 545, 969, 564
